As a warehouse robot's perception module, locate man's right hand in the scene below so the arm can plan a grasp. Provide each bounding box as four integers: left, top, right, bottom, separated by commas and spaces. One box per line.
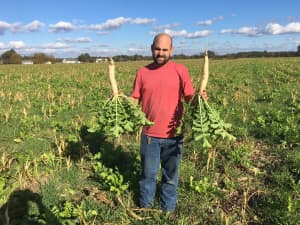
199, 90, 208, 101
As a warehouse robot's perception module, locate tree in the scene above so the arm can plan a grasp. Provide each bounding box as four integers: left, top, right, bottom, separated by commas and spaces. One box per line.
78, 53, 92, 62
1, 49, 22, 64
33, 53, 47, 64
33, 53, 55, 64
10, 54, 22, 64
298, 45, 300, 54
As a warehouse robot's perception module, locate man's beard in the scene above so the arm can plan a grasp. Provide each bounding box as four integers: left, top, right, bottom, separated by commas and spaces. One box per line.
153, 55, 170, 65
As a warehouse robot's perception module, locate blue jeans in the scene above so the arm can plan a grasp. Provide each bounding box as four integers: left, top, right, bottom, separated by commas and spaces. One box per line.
139, 133, 183, 213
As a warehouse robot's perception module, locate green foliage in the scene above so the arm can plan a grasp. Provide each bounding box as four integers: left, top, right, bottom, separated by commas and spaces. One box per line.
251, 176, 300, 225
287, 149, 300, 181
33, 52, 55, 64
0, 48, 22, 64
189, 176, 221, 198
1, 58, 300, 224
78, 53, 93, 63
91, 153, 129, 196
251, 191, 300, 225
51, 200, 97, 225
191, 95, 236, 150
226, 144, 252, 167
0, 177, 12, 205
248, 146, 300, 224
88, 95, 153, 138
251, 98, 300, 146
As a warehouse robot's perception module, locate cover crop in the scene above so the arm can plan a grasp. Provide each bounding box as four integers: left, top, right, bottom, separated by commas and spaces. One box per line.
191, 94, 236, 149
88, 58, 153, 138
190, 51, 235, 149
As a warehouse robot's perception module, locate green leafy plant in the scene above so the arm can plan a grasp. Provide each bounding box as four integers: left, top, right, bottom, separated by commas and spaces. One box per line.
51, 200, 97, 225
91, 153, 128, 196
0, 177, 12, 206
88, 94, 153, 138
191, 95, 236, 150
251, 98, 299, 146
88, 58, 153, 138
189, 176, 221, 199
184, 51, 235, 150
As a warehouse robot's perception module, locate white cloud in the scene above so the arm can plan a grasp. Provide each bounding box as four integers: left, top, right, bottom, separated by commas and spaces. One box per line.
58, 37, 92, 43
186, 30, 212, 38
238, 27, 261, 36
131, 18, 156, 24
75, 37, 92, 43
0, 22, 23, 34
153, 23, 180, 31
164, 29, 188, 37
9, 41, 26, 48
128, 47, 145, 52
45, 42, 68, 49
0, 21, 11, 35
265, 22, 300, 35
24, 20, 45, 32
0, 20, 44, 34
162, 29, 211, 39
49, 21, 76, 33
221, 22, 300, 37
89, 48, 119, 57
197, 19, 213, 26
89, 17, 131, 31
220, 28, 233, 34
221, 26, 260, 36
89, 17, 155, 31
196, 16, 224, 26
9, 23, 24, 33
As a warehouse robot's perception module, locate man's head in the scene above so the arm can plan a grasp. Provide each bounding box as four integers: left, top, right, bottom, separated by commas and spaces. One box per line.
151, 33, 174, 66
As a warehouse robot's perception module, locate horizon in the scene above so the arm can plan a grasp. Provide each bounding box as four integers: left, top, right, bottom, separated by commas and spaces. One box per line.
12, 48, 300, 60
1, 0, 300, 58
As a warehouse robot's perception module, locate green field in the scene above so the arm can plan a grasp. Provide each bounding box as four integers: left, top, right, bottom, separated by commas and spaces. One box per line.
0, 57, 299, 225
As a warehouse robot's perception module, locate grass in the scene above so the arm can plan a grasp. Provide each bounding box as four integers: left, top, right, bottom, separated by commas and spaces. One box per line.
0, 57, 299, 224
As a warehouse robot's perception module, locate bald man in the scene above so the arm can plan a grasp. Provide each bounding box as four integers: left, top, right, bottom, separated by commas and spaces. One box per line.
131, 33, 195, 214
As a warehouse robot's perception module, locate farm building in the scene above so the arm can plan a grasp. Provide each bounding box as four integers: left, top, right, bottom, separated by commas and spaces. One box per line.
22, 60, 34, 65
62, 59, 81, 64
96, 58, 108, 63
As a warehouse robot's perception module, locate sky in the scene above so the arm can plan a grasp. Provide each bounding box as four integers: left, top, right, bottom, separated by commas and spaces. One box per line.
0, 0, 300, 58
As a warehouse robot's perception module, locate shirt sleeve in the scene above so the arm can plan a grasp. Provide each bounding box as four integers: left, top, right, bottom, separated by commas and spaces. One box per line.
180, 65, 195, 101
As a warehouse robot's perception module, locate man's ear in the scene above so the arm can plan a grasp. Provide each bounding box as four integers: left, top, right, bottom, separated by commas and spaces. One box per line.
170, 46, 174, 54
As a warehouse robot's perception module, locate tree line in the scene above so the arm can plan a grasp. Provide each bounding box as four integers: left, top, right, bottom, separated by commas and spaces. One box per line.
0, 49, 56, 64
1, 46, 300, 64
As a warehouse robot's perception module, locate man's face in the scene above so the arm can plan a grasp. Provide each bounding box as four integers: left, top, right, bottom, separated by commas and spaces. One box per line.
151, 36, 173, 65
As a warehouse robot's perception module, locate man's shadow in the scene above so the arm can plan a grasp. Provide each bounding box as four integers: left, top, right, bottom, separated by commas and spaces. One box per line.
0, 189, 61, 225
79, 126, 141, 205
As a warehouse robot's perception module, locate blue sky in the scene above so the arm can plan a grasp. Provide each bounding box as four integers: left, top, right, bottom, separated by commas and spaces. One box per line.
0, 0, 299, 58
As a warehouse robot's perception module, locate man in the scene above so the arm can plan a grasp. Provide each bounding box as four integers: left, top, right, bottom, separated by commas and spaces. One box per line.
131, 33, 204, 213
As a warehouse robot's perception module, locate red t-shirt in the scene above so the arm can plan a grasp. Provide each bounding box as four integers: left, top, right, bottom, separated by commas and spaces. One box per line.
131, 61, 194, 138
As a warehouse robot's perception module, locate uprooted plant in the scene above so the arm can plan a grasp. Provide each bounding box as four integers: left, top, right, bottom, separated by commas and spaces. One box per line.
187, 51, 236, 169
88, 58, 153, 138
